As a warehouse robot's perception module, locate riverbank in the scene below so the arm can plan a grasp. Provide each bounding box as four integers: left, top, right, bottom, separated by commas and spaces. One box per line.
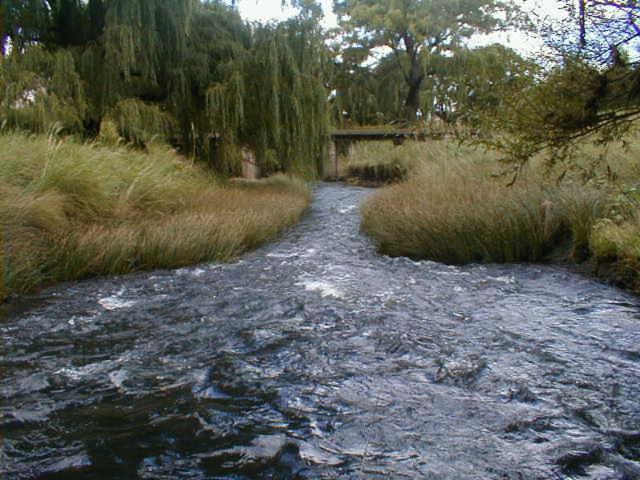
4, 182, 639, 479
0, 133, 310, 302
360, 140, 640, 294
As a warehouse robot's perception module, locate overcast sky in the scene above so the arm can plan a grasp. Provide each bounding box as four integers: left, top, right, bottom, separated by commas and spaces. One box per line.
236, 0, 568, 57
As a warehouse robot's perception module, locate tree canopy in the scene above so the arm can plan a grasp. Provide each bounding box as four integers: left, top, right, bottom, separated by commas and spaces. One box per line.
333, 0, 514, 120
3, 0, 638, 180
1, 0, 330, 177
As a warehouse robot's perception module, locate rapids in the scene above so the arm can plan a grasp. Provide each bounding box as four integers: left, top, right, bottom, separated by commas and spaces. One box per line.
2, 184, 640, 479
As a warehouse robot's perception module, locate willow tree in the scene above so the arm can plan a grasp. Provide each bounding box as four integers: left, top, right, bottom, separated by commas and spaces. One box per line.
0, 45, 86, 132
1, 1, 52, 54
333, 0, 514, 121
1, 0, 198, 132
1, 1, 243, 148
2, 1, 332, 176
79, 0, 199, 138
207, 15, 330, 177
330, 46, 406, 126
423, 44, 535, 125
329, 42, 531, 128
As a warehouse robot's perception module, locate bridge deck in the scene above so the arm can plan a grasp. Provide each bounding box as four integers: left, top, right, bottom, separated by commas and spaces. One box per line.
331, 129, 428, 140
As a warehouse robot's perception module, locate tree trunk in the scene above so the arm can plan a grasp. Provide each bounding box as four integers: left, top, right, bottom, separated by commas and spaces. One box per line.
578, 0, 586, 48
403, 72, 423, 122
396, 33, 425, 122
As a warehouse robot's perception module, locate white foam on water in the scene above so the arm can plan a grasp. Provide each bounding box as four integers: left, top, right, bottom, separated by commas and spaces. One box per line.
52, 368, 83, 381
98, 288, 136, 310
98, 297, 136, 310
338, 205, 357, 214
108, 370, 128, 391
180, 267, 206, 277
267, 248, 316, 259
54, 360, 114, 381
490, 275, 517, 284
298, 441, 344, 466
66, 313, 101, 327
266, 252, 298, 258
297, 280, 344, 298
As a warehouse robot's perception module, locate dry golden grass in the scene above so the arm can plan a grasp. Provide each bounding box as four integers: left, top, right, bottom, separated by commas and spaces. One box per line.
361, 138, 640, 292
344, 142, 423, 184
0, 133, 309, 301
590, 214, 640, 292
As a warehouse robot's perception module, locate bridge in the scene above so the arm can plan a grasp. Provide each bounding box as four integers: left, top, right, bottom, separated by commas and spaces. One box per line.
330, 128, 429, 142
206, 128, 433, 180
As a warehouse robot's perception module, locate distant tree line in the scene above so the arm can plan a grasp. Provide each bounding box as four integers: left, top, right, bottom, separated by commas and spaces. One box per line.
329, 0, 640, 171
2, 0, 638, 175
330, 0, 529, 125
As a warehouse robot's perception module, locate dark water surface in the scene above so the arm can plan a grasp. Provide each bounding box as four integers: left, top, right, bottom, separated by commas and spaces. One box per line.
2, 183, 640, 479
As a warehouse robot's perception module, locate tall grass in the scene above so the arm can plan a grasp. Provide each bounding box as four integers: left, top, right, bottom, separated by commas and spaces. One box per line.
361, 139, 640, 292
344, 142, 425, 184
0, 132, 310, 301
590, 214, 640, 292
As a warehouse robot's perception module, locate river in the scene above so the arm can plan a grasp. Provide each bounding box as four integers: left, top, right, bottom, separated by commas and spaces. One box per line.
2, 183, 640, 479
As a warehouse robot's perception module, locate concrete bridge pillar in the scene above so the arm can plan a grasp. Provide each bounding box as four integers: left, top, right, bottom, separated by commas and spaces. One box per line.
241, 147, 260, 180
324, 139, 358, 181
327, 139, 338, 180
347, 141, 356, 161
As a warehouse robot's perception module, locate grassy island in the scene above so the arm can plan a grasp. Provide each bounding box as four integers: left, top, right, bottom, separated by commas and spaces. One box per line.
359, 140, 640, 294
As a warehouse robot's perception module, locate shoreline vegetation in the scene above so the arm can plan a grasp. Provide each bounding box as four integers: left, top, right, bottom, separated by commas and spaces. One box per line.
0, 132, 310, 302
342, 141, 422, 186
358, 139, 640, 295
2, 0, 638, 300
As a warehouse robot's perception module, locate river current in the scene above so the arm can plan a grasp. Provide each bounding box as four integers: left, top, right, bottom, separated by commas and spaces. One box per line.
2, 183, 640, 479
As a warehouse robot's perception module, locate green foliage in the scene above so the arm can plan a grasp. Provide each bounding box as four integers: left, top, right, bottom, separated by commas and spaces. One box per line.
333, 0, 514, 120
0, 46, 86, 132
332, 43, 533, 127
330, 54, 405, 126
1, 1, 329, 177
475, 57, 640, 176
207, 17, 330, 177
426, 44, 537, 124
103, 98, 176, 146
469, 1, 640, 172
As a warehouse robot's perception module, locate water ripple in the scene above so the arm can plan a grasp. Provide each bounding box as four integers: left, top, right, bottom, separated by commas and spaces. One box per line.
1, 183, 640, 479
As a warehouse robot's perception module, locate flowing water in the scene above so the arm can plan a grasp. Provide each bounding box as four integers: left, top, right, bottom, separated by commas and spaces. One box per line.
2, 183, 640, 479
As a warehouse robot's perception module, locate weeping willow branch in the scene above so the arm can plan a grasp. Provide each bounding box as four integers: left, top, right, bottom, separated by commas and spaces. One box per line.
206, 18, 330, 178
1, 1, 330, 178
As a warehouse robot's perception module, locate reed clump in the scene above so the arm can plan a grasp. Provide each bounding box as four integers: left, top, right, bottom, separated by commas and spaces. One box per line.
0, 132, 310, 301
361, 139, 639, 293
345, 142, 423, 185
590, 214, 640, 292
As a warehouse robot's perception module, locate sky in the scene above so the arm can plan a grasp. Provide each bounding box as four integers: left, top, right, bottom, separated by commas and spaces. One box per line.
236, 0, 568, 58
